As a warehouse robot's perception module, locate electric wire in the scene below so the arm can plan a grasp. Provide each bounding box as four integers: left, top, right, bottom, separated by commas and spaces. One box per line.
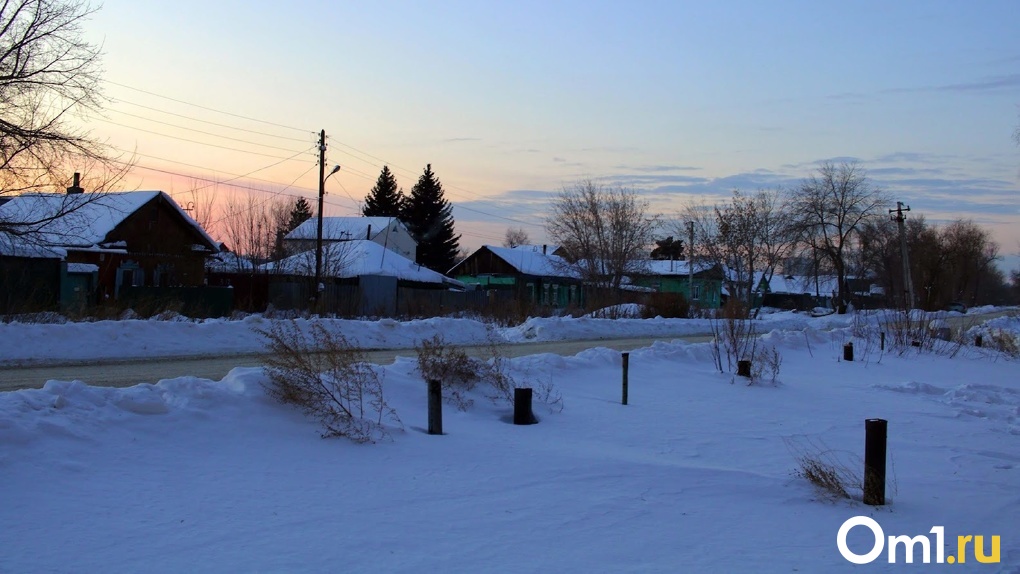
105, 108, 312, 154
99, 117, 314, 161
112, 97, 314, 144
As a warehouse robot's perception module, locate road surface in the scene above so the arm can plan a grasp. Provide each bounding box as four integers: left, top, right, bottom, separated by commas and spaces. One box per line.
0, 335, 715, 392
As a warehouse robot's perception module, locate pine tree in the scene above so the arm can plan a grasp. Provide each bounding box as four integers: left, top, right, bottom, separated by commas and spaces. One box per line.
363, 166, 405, 217
287, 197, 313, 232
402, 164, 460, 273
272, 197, 313, 260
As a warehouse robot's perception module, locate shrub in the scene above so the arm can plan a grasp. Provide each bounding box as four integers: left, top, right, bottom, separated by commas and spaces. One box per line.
415, 333, 480, 410
785, 438, 862, 502
258, 319, 401, 443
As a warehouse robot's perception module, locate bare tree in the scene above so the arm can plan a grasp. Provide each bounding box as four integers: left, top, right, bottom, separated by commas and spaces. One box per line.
671, 188, 795, 311
546, 179, 658, 289
220, 192, 290, 273
789, 162, 888, 313
503, 227, 530, 248
0, 0, 131, 238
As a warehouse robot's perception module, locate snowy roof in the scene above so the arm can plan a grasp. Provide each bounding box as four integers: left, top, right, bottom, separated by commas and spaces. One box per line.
269, 241, 461, 287
0, 237, 66, 259
477, 245, 578, 278
67, 263, 99, 274
635, 259, 716, 276
510, 244, 562, 255
0, 191, 217, 251
285, 217, 407, 242
754, 272, 838, 295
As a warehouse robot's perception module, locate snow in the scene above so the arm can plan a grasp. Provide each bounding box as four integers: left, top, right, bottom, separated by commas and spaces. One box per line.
1, 310, 1018, 572
0, 191, 217, 250
66, 262, 99, 273
285, 216, 406, 241
267, 240, 462, 286
476, 244, 577, 277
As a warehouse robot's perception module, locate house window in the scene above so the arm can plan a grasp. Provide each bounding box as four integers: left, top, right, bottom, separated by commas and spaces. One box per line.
692, 283, 702, 301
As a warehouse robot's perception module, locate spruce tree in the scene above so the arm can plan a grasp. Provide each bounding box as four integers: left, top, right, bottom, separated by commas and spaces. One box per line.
272, 197, 313, 260
287, 197, 313, 232
363, 165, 405, 217
402, 163, 460, 273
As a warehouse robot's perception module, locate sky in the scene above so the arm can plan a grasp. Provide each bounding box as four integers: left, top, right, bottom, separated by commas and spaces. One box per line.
82, 1, 1020, 266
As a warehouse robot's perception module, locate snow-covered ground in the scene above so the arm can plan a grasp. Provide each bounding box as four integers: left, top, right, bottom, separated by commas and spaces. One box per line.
1, 310, 1018, 572
0, 310, 855, 364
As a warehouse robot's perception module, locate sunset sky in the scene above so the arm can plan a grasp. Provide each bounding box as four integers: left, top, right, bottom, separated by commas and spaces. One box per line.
85, 1, 1019, 266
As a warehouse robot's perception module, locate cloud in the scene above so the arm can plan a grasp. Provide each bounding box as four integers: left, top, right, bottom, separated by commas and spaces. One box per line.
883, 73, 1020, 95
443, 137, 481, 143
612, 164, 701, 173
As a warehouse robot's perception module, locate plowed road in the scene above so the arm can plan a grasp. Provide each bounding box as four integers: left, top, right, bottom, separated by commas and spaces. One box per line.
0, 335, 715, 392
2, 309, 1011, 393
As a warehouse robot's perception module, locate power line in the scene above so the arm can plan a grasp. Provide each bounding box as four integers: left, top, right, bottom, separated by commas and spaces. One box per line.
99, 117, 314, 161
106, 80, 314, 135
105, 108, 312, 155
112, 97, 313, 144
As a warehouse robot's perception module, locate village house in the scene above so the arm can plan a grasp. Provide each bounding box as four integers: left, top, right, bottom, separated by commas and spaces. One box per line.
0, 182, 220, 313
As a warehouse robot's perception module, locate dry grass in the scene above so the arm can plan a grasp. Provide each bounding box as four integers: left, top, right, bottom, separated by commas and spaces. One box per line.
257, 319, 401, 443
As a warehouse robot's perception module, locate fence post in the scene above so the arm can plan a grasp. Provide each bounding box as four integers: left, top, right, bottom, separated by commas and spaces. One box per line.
880, 331, 885, 351
427, 379, 443, 435
975, 334, 983, 348
621, 352, 629, 405
513, 387, 537, 425
844, 341, 854, 362
863, 418, 887, 505
737, 359, 751, 378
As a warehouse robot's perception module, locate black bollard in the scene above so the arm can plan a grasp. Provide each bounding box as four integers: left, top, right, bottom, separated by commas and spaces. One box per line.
427, 379, 443, 435
844, 341, 854, 362
621, 352, 629, 405
880, 331, 885, 351
975, 335, 983, 348
863, 418, 887, 505
513, 387, 537, 425
737, 359, 751, 378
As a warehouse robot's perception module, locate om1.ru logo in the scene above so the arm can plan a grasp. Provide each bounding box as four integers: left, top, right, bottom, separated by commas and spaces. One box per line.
838, 516, 1001, 565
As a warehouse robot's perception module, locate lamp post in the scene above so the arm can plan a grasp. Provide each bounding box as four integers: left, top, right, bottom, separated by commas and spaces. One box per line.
313, 129, 341, 306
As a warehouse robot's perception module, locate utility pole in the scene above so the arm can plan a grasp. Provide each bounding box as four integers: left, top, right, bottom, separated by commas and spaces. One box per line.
889, 201, 914, 310
688, 220, 695, 303
314, 129, 326, 306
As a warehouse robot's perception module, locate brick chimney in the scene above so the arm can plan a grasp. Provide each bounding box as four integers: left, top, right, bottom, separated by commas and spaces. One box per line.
66, 172, 84, 194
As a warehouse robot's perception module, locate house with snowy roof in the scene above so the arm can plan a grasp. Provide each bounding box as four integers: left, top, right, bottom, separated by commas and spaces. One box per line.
283, 216, 416, 261
625, 259, 724, 308
0, 186, 219, 312
449, 245, 584, 308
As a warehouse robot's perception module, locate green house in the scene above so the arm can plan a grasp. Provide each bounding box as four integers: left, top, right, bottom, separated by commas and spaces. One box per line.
449, 245, 584, 308
627, 260, 724, 308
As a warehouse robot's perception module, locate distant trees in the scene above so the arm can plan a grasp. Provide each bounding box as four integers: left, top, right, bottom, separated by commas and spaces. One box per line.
363, 166, 405, 218
546, 179, 658, 289
0, 0, 131, 240
503, 227, 530, 248
861, 216, 1007, 309
269, 197, 313, 260
788, 162, 888, 313
220, 194, 290, 273
650, 236, 684, 260
673, 188, 795, 309
403, 164, 460, 273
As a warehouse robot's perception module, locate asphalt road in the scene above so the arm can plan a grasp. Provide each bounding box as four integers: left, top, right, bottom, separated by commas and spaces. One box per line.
0, 335, 716, 392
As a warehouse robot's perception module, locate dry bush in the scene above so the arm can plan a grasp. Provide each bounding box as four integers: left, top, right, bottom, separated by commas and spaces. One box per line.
413, 331, 563, 412
749, 345, 783, 386
986, 328, 1020, 357
640, 292, 690, 319
258, 320, 401, 442
710, 299, 758, 374
415, 333, 480, 410
785, 437, 862, 502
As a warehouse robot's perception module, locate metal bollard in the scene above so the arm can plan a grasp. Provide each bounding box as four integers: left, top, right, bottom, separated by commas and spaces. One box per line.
513, 387, 537, 425
427, 379, 443, 435
621, 352, 629, 405
863, 418, 887, 505
844, 341, 854, 362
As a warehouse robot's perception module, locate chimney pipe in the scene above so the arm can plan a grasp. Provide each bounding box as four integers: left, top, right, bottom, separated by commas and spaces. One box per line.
542, 244, 547, 255
66, 172, 84, 195
366, 224, 372, 240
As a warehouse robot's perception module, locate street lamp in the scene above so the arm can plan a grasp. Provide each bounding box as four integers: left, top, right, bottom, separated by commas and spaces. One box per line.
314, 160, 341, 304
